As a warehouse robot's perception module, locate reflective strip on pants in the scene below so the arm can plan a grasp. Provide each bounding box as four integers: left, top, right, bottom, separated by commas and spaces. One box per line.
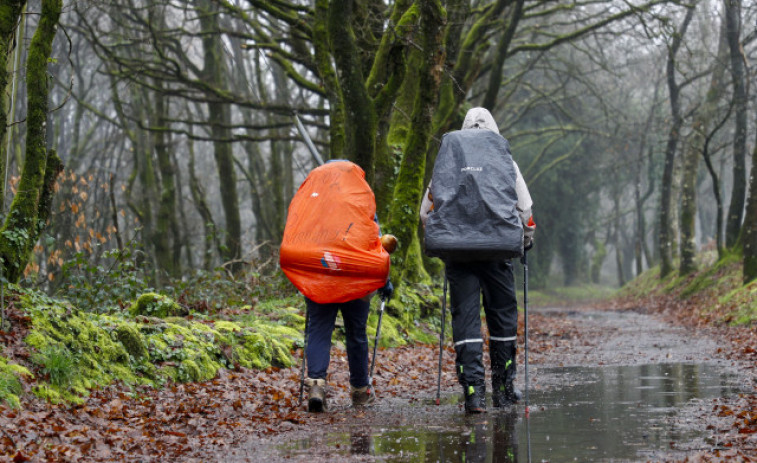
454, 338, 484, 347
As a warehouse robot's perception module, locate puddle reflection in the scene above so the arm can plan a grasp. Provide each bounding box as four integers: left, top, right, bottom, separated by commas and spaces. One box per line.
281, 362, 743, 462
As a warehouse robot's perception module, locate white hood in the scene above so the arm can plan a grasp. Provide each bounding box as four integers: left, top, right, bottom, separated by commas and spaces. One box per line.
462, 107, 499, 133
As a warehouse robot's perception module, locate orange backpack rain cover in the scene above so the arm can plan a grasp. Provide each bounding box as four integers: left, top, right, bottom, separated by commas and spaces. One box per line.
279, 161, 390, 304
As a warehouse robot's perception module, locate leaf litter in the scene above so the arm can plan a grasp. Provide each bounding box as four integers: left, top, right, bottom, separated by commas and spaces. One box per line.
0, 294, 754, 461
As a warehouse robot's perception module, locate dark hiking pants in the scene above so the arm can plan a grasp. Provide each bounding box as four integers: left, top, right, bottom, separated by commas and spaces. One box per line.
446, 259, 518, 388
305, 297, 371, 388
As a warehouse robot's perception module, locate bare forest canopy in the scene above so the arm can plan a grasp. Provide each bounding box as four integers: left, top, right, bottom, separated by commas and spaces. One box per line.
1, 0, 756, 297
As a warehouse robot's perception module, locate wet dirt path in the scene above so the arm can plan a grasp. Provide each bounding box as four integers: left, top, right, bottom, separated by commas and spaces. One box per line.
228, 306, 755, 462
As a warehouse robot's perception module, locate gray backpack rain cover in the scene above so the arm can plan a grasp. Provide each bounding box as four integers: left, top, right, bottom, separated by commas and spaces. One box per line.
424, 129, 523, 261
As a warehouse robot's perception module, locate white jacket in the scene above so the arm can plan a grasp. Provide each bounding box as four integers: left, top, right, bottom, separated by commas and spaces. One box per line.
420, 107, 535, 246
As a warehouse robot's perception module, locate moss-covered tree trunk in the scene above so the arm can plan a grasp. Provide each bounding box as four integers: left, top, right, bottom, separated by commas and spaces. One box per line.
0, 0, 63, 283
0, 1, 26, 206
386, 0, 446, 284
370, 0, 412, 214
327, 0, 377, 183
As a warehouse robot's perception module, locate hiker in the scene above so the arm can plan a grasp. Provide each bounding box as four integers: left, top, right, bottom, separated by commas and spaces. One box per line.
301, 277, 393, 411
279, 160, 395, 412
421, 107, 535, 413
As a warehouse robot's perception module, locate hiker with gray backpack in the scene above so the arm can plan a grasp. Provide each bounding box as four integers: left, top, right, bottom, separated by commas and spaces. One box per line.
421, 107, 535, 414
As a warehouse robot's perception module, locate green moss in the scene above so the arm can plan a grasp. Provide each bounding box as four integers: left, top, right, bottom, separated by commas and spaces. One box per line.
368, 311, 404, 348
23, 300, 140, 402
9, 287, 342, 405
129, 293, 184, 318
32, 384, 66, 404
0, 356, 31, 408
214, 320, 242, 333
114, 324, 147, 360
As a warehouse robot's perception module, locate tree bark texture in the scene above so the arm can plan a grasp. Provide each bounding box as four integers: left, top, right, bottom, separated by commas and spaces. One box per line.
200, 0, 242, 271
723, 0, 747, 248
327, 0, 377, 183
387, 0, 446, 284
0, 0, 63, 282
658, 6, 694, 279
743, 138, 757, 283
0, 1, 26, 208
152, 81, 181, 278
679, 13, 730, 275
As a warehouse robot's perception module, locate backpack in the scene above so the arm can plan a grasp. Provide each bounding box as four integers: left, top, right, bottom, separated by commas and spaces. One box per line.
424, 129, 523, 261
279, 161, 390, 303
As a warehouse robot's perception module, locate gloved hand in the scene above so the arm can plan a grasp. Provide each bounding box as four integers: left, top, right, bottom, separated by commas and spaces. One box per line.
378, 279, 394, 301
524, 238, 534, 252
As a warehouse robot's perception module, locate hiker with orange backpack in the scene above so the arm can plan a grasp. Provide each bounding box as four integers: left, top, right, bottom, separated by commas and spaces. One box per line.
421, 107, 535, 414
280, 160, 395, 412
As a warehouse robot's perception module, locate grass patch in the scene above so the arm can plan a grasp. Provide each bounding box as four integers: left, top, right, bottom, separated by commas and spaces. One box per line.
617, 252, 755, 326
526, 284, 617, 308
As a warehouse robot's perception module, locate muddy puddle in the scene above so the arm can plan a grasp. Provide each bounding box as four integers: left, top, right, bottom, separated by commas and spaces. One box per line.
279, 362, 744, 462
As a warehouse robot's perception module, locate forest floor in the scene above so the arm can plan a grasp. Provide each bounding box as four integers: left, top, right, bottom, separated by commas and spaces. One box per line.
0, 293, 755, 462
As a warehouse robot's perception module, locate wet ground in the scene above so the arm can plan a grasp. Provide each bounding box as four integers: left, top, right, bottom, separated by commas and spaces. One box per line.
232, 307, 755, 462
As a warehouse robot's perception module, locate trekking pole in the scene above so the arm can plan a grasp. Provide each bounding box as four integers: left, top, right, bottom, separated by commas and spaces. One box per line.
369, 297, 387, 384
435, 276, 447, 405
522, 250, 530, 417
298, 304, 310, 406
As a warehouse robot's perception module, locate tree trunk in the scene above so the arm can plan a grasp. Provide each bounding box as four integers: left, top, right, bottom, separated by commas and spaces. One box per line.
680, 13, 729, 275
723, 0, 747, 248
328, 0, 377, 182
313, 0, 345, 160
199, 0, 242, 271
679, 130, 702, 275
386, 0, 446, 284
0, 2, 26, 208
0, 0, 63, 283
152, 80, 181, 278
743, 136, 757, 283
635, 81, 661, 277
481, 0, 525, 110
187, 131, 219, 271
658, 7, 694, 279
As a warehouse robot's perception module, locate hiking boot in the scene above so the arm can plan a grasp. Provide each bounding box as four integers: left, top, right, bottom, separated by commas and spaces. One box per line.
492, 381, 522, 407
491, 340, 519, 408
305, 377, 327, 412
351, 384, 376, 407
463, 384, 486, 414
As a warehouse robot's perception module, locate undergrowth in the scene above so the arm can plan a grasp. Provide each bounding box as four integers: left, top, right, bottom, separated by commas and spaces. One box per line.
617, 251, 755, 326
0, 260, 447, 408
